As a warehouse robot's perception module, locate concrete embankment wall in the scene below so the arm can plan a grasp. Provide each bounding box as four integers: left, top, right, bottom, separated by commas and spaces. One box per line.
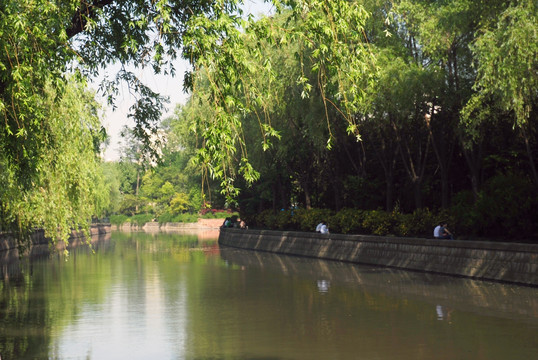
0, 224, 111, 252
114, 219, 223, 232
219, 228, 538, 286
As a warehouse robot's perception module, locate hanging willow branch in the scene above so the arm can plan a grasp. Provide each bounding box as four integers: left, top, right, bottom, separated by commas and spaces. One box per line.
182, 0, 378, 203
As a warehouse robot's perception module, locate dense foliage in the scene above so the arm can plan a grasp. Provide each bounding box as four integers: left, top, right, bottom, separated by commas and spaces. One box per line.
103, 103, 235, 224
0, 76, 107, 245
1, 1, 536, 243
164, 0, 537, 241
0, 0, 246, 245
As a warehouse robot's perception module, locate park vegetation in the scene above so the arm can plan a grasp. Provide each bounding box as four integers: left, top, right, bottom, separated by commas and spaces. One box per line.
0, 1, 536, 245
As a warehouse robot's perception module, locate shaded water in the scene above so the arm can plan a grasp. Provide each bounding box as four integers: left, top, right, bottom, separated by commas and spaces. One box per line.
1, 231, 537, 359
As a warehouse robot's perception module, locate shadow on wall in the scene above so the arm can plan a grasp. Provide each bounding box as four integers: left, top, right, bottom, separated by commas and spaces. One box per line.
218, 228, 538, 286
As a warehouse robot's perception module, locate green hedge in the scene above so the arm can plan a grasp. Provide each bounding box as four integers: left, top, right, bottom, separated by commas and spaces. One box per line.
246, 207, 473, 240
156, 212, 198, 224
247, 200, 537, 241
200, 211, 239, 219
111, 212, 241, 226
110, 214, 129, 226
157, 211, 239, 224
131, 213, 154, 227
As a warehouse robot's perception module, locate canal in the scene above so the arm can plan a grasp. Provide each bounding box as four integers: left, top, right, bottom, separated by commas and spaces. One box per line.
1, 231, 537, 359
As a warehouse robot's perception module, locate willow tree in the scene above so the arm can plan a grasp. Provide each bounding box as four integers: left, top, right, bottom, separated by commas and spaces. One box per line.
0, 77, 108, 246
1, 0, 377, 243
1, 0, 255, 236
0, 0, 238, 244
463, 0, 538, 185
182, 0, 377, 203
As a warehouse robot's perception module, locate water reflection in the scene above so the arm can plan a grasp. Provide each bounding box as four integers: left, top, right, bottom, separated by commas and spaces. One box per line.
217, 247, 538, 360
317, 280, 330, 294
220, 247, 538, 324
0, 232, 537, 360
436, 305, 452, 322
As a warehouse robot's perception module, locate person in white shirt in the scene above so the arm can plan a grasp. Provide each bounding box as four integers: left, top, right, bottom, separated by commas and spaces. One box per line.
320, 222, 329, 234
316, 222, 323, 232
434, 222, 453, 239
433, 223, 442, 238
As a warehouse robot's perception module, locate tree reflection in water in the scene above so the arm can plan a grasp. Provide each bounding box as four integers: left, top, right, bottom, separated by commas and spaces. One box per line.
0, 231, 537, 359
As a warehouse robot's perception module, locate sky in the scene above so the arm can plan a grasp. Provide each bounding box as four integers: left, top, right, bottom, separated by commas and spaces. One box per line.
97, 0, 275, 161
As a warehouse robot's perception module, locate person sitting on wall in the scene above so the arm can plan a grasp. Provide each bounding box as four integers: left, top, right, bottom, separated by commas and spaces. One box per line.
320, 222, 329, 234
440, 223, 454, 239
434, 222, 453, 239
316, 222, 323, 232
222, 217, 233, 228
433, 222, 442, 238
230, 215, 239, 228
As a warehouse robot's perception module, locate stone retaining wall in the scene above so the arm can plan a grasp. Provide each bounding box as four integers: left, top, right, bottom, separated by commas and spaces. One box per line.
115, 219, 223, 232
0, 224, 111, 252
219, 228, 538, 286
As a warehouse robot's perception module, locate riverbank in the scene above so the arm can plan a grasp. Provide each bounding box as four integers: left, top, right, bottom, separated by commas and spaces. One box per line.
111, 220, 222, 240
0, 224, 111, 252
218, 228, 538, 286
112, 219, 223, 232
0, 224, 112, 267
0, 220, 222, 254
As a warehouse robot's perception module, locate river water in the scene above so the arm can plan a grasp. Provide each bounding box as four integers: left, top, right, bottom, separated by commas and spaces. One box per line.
1, 231, 537, 359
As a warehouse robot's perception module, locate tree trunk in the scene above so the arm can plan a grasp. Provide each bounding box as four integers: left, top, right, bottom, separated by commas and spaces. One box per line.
304, 185, 312, 210
459, 136, 482, 199
278, 175, 288, 210
396, 129, 430, 210
425, 111, 455, 209
521, 126, 538, 186
413, 179, 422, 209
272, 183, 278, 212
441, 171, 450, 208
385, 173, 394, 212
135, 169, 140, 213
370, 127, 399, 212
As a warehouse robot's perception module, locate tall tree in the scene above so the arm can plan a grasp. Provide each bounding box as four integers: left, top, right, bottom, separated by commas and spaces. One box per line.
392, 0, 477, 205
183, 0, 377, 202
464, 0, 538, 184
0, 77, 107, 244
0, 0, 242, 241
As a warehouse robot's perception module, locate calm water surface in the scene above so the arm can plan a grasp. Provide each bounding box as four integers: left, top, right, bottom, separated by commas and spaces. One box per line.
1, 231, 537, 359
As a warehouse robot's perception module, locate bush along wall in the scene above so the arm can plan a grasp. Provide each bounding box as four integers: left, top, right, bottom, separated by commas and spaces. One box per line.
109, 212, 240, 227
246, 205, 537, 243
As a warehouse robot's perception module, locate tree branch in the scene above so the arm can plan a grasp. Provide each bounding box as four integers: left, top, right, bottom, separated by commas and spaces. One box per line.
66, 0, 115, 39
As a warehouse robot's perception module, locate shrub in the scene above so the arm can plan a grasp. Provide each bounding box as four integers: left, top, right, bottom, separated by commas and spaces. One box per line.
362, 210, 396, 236
199, 209, 235, 219
201, 212, 216, 219
328, 208, 367, 234
241, 193, 538, 241
271, 210, 296, 230
205, 211, 238, 219
448, 190, 476, 237
131, 213, 154, 227
240, 211, 259, 228
110, 214, 129, 226
175, 213, 199, 223
293, 208, 334, 232
157, 211, 175, 224
255, 209, 279, 229
452, 174, 538, 240
395, 208, 437, 238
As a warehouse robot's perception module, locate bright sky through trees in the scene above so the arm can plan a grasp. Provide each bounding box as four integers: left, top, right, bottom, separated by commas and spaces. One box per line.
98, 0, 275, 161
